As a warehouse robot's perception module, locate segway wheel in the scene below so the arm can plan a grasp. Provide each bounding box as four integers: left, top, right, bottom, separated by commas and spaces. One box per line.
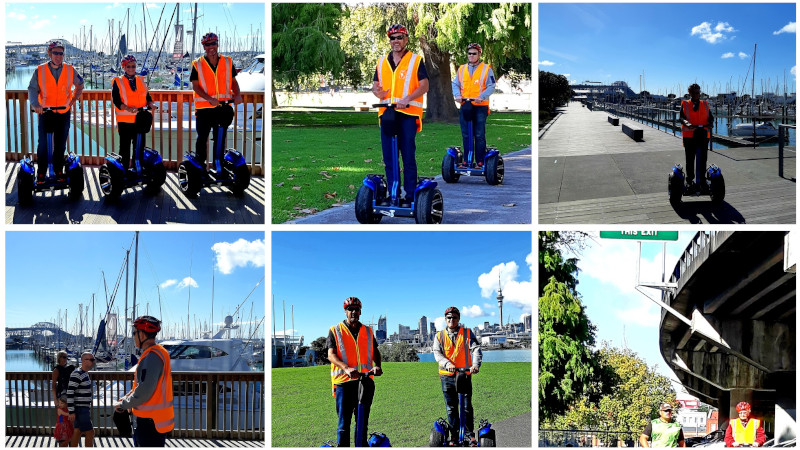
414, 188, 444, 224
668, 172, 683, 206
355, 185, 382, 224
17, 170, 34, 205
710, 174, 725, 205
479, 429, 496, 447
99, 164, 124, 200
67, 166, 85, 200
485, 154, 504, 185
179, 161, 202, 198
229, 164, 251, 197
429, 428, 445, 447
144, 162, 167, 194
441, 153, 460, 183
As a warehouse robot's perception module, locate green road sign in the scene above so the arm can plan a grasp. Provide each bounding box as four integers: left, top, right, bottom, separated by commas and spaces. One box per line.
599, 231, 679, 241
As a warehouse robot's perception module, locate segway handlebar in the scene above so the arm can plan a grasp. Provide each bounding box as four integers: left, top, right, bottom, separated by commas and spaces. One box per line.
135, 105, 158, 112
372, 103, 409, 109
34, 106, 68, 113
353, 369, 381, 380
460, 98, 479, 103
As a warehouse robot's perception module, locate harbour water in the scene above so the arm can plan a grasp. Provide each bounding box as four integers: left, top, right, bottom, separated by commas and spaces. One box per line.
6, 349, 52, 371
418, 348, 531, 363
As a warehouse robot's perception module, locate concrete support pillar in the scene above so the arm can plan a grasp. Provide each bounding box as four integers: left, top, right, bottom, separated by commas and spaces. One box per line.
775, 373, 797, 443
718, 393, 731, 428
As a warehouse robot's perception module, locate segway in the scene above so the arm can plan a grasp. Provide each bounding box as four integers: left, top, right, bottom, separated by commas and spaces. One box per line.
442, 99, 503, 185
99, 106, 166, 200
321, 371, 391, 447
429, 368, 495, 447
668, 124, 725, 206
178, 99, 250, 198
355, 103, 443, 224
18, 106, 84, 205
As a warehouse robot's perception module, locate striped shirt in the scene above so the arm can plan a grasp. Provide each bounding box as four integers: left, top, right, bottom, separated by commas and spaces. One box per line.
66, 367, 93, 413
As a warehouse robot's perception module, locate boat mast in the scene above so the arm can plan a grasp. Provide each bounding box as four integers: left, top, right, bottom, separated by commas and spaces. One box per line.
752, 43, 757, 148
133, 231, 139, 324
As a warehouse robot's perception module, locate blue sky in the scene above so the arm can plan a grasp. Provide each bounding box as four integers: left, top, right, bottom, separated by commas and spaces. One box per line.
6, 231, 265, 340
5, 3, 264, 53
271, 231, 533, 342
539, 3, 797, 96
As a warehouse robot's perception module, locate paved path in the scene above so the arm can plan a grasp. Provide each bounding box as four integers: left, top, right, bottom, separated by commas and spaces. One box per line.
6, 435, 264, 447
287, 148, 531, 224
492, 411, 532, 447
5, 162, 265, 224
539, 102, 796, 224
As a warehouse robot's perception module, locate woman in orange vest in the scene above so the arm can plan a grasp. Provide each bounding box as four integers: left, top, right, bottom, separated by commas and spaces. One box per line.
327, 297, 383, 446
114, 316, 174, 447
724, 402, 766, 447
372, 24, 430, 207
452, 43, 496, 168
112, 55, 155, 173
432, 306, 482, 446
27, 40, 84, 184
680, 83, 715, 194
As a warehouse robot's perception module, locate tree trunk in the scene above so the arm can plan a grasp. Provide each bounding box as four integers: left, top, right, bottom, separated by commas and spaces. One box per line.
271, 79, 278, 108
417, 35, 458, 124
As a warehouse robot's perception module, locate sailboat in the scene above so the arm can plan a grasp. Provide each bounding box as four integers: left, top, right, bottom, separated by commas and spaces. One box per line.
728, 43, 778, 141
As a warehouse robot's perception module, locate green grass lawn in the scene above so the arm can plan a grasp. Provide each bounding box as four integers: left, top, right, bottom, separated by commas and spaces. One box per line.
271, 362, 531, 447
272, 111, 532, 223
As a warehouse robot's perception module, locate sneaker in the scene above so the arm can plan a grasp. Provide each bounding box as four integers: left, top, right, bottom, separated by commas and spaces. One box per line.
476, 162, 484, 168
400, 197, 412, 208
699, 183, 711, 195
55, 173, 67, 183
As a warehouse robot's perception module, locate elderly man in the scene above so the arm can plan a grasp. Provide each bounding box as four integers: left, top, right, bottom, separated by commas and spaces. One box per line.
67, 352, 95, 447
725, 402, 766, 447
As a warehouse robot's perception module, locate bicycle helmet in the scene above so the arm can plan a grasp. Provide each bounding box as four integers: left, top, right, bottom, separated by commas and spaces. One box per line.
201, 32, 219, 45
467, 43, 482, 54
387, 24, 408, 38
120, 55, 137, 68
48, 40, 65, 52
736, 402, 751, 412
343, 297, 362, 310
133, 315, 161, 333
444, 306, 460, 317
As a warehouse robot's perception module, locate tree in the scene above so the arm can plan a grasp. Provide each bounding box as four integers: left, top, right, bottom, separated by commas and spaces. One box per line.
378, 341, 420, 362
310, 336, 330, 365
539, 70, 571, 113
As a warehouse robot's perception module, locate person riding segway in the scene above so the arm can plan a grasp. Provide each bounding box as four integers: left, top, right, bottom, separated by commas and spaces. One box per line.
724, 402, 766, 447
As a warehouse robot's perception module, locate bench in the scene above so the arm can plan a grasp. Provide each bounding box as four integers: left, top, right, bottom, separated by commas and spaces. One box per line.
622, 123, 643, 141
354, 101, 370, 112
607, 115, 619, 126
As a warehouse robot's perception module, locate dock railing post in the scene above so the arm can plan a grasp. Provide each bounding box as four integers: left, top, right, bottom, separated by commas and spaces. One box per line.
778, 125, 784, 178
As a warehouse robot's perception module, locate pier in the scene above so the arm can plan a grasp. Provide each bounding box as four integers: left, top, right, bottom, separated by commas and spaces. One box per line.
539, 102, 796, 224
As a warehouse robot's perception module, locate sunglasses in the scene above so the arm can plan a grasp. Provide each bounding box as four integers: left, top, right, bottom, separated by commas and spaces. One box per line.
446, 316, 459, 320
389, 35, 405, 41
125, 65, 136, 69
52, 51, 64, 56
346, 307, 361, 312
662, 409, 672, 412
468, 52, 479, 56
203, 42, 218, 47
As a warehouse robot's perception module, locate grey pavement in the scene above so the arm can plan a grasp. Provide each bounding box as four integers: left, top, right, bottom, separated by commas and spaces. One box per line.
539, 102, 796, 224
492, 411, 532, 447
287, 148, 531, 224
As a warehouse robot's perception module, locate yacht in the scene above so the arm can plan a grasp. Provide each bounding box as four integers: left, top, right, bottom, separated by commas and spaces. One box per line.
729, 121, 779, 138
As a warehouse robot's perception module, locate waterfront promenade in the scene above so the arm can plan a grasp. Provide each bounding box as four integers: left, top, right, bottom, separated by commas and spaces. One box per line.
5, 436, 264, 447
539, 102, 796, 224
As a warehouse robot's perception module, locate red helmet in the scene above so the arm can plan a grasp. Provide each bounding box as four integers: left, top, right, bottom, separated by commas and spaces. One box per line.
736, 402, 751, 412
343, 297, 362, 310
387, 24, 408, 38
120, 55, 137, 68
467, 43, 482, 54
133, 315, 161, 333
201, 32, 219, 45
445, 306, 460, 317
48, 40, 65, 52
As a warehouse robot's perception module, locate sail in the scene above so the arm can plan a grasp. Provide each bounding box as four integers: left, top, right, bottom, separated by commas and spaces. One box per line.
119, 34, 127, 55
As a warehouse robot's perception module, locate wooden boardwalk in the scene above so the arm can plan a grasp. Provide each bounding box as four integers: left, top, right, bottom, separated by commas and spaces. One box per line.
539, 102, 796, 224
5, 435, 264, 448
5, 162, 265, 224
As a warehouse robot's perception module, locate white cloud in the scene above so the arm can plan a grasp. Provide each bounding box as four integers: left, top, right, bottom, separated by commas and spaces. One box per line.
434, 316, 446, 331
159, 279, 177, 289
30, 19, 51, 30
476, 252, 534, 313
212, 239, 265, 275
613, 297, 661, 327
539, 60, 555, 66
176, 277, 198, 289
80, 19, 88, 24
691, 21, 735, 44
461, 305, 484, 317
145, 3, 159, 9
792, 66, 797, 80
8, 12, 27, 20
721, 52, 734, 59
738, 52, 748, 59
773, 22, 796, 35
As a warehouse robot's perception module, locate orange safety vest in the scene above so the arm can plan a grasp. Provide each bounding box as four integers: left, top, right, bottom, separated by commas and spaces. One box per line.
437, 328, 473, 376
192, 55, 233, 110
113, 76, 148, 124
37, 63, 75, 114
330, 322, 374, 396
376, 51, 424, 132
132, 344, 174, 433
681, 99, 709, 138
457, 63, 491, 112
731, 418, 760, 445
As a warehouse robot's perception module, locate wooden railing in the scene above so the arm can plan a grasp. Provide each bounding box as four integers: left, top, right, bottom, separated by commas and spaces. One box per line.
6, 371, 265, 440
5, 90, 264, 176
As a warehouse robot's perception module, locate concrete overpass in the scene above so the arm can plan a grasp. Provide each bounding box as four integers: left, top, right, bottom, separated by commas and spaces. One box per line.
656, 231, 795, 443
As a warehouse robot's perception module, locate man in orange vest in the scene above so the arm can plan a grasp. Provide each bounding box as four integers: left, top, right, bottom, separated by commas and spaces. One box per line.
452, 43, 496, 168
27, 40, 84, 184
432, 307, 482, 446
680, 83, 714, 194
190, 32, 243, 170
327, 297, 383, 446
112, 55, 156, 172
372, 24, 429, 207
114, 316, 174, 447
724, 402, 766, 447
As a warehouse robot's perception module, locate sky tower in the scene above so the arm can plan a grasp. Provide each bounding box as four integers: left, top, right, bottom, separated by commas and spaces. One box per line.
497, 273, 504, 334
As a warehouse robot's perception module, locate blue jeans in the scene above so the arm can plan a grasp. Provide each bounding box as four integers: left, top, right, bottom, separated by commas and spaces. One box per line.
459, 105, 489, 163
683, 134, 708, 184
380, 113, 418, 200
36, 111, 71, 178
441, 375, 474, 441
134, 417, 166, 447
335, 380, 374, 447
